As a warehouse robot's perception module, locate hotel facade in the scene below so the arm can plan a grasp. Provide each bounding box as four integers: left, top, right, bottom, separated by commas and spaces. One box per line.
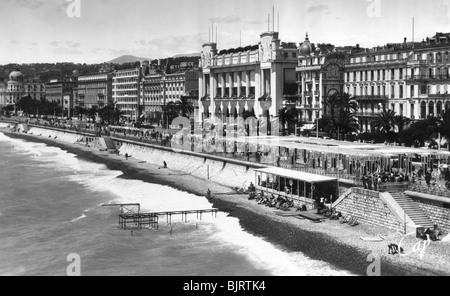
198, 31, 298, 123
142, 67, 201, 124
295, 34, 352, 128
344, 32, 450, 132
292, 32, 450, 133
74, 72, 113, 109
112, 67, 142, 121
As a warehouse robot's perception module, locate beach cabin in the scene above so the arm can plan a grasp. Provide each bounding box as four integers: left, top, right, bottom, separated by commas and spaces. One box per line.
254, 167, 338, 209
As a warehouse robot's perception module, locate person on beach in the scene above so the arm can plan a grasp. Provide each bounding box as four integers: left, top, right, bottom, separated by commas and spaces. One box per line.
125, 153, 129, 160
206, 189, 213, 201
163, 161, 168, 169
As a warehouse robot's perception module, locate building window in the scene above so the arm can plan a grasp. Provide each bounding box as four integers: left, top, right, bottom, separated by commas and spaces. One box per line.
420, 84, 427, 95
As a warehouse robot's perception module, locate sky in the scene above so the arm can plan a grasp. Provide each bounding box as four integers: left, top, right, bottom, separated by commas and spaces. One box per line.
2, 0, 450, 64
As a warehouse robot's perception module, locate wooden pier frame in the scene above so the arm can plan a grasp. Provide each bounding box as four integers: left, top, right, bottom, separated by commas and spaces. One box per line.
102, 204, 219, 230
148, 209, 219, 225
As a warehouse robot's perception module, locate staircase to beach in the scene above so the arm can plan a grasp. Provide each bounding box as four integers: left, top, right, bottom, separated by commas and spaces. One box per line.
388, 191, 435, 229
102, 136, 117, 150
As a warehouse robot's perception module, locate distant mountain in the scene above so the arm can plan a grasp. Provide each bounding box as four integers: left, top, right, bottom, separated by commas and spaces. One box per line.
108, 55, 151, 64
172, 53, 201, 58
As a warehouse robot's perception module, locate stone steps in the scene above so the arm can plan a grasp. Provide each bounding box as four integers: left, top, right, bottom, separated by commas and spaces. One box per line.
388, 191, 435, 228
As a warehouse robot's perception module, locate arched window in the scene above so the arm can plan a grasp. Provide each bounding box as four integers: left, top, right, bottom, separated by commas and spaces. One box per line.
445, 101, 450, 111
429, 101, 435, 116
437, 101, 443, 115
421, 101, 427, 119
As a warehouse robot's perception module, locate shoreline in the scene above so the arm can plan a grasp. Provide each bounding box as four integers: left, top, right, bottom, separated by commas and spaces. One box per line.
2, 128, 450, 276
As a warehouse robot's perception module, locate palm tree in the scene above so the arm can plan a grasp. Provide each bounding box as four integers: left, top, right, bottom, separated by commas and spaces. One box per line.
74, 106, 86, 121
113, 105, 125, 125
313, 115, 335, 137
176, 96, 194, 118
334, 110, 359, 140
372, 110, 397, 134
393, 115, 411, 133
338, 93, 358, 113
88, 105, 99, 123
162, 102, 179, 126
324, 93, 341, 120
439, 109, 450, 150
277, 107, 301, 136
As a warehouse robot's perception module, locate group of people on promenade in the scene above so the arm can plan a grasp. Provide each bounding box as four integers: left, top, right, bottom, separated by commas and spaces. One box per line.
360, 165, 450, 192
361, 171, 411, 191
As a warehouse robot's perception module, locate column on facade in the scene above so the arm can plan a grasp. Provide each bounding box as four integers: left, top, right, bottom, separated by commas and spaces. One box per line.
311, 75, 316, 108
319, 72, 323, 109
261, 69, 265, 96
255, 70, 261, 117
228, 72, 233, 97
301, 76, 306, 106
245, 71, 250, 97
237, 72, 242, 97
209, 74, 215, 118
221, 73, 225, 97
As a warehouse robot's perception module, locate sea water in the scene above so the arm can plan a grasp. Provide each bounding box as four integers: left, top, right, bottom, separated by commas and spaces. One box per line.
0, 131, 354, 276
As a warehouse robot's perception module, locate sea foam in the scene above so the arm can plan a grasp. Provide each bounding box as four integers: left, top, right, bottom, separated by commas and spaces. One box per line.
68, 159, 354, 276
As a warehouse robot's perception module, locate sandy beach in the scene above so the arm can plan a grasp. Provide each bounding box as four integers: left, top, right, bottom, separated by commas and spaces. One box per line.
2, 128, 450, 276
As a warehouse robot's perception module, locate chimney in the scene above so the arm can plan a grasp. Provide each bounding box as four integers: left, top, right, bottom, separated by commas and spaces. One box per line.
404, 37, 407, 44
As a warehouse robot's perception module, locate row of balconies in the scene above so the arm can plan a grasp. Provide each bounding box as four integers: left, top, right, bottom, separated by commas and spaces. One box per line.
303, 91, 320, 97
405, 74, 450, 81
346, 58, 406, 67
208, 52, 260, 68
297, 104, 321, 109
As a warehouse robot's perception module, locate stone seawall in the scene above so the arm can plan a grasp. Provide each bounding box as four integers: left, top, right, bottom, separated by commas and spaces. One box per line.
27, 127, 85, 144
118, 141, 257, 189
335, 191, 404, 232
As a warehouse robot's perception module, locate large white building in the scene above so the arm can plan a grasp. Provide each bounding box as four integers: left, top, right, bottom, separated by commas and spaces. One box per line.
142, 68, 200, 124
295, 34, 352, 128
6, 69, 25, 105
74, 72, 113, 109
0, 81, 6, 107
344, 32, 450, 132
198, 31, 298, 123
113, 67, 142, 121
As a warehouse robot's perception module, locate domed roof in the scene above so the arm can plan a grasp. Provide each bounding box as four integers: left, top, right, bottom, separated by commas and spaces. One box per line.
299, 33, 313, 56
9, 68, 24, 80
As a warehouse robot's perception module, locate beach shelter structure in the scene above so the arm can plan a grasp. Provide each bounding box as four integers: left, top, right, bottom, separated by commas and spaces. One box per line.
254, 167, 338, 209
